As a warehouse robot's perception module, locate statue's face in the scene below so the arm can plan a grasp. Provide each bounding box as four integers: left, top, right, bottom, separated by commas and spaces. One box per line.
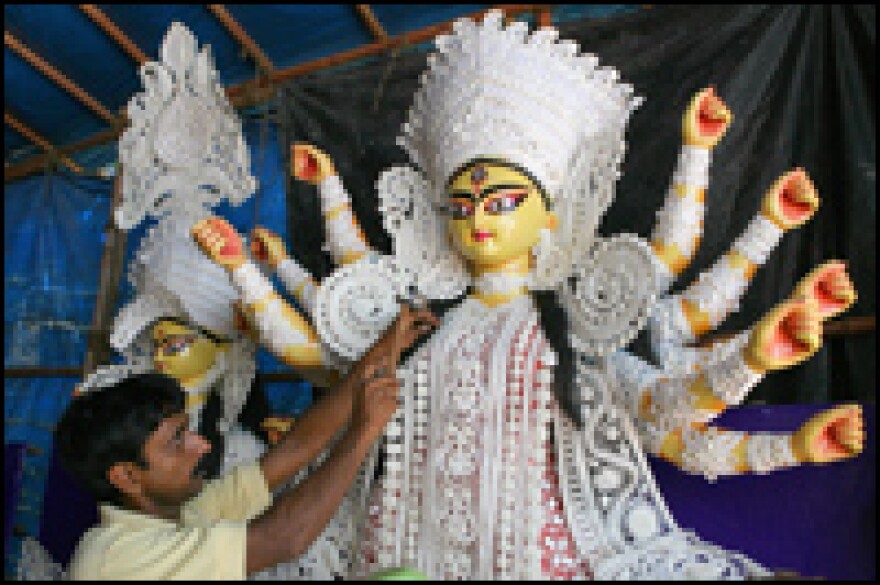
445, 161, 556, 269
151, 319, 223, 390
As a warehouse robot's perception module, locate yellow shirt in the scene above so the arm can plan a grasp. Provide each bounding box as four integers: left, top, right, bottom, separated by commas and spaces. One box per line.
67, 462, 272, 580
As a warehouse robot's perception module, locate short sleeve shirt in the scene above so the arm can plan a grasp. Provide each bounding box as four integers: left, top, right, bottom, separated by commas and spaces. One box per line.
67, 462, 272, 580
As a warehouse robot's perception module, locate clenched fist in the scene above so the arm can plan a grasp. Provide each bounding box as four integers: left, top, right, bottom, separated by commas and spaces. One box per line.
291, 143, 337, 184
793, 260, 857, 321
350, 360, 402, 438
191, 217, 247, 271
683, 86, 733, 149
760, 168, 819, 231
250, 226, 290, 269
745, 297, 822, 373
791, 404, 864, 464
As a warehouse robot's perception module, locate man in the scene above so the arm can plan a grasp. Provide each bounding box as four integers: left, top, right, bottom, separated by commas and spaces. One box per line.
56, 305, 438, 580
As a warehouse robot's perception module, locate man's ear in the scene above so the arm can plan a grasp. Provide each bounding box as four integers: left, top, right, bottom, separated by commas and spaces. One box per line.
107, 462, 144, 500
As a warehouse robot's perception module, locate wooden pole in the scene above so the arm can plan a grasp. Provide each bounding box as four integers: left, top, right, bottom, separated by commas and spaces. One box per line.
4, 30, 118, 124
355, 5, 389, 42
6, 4, 540, 183
5, 111, 84, 174
78, 4, 149, 65
82, 168, 128, 376
207, 4, 275, 75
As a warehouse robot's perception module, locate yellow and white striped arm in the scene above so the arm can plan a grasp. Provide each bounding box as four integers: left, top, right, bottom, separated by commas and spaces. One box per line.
636, 337, 764, 431
230, 261, 326, 368
639, 421, 799, 482
649, 145, 712, 293
319, 175, 371, 266
275, 258, 318, 318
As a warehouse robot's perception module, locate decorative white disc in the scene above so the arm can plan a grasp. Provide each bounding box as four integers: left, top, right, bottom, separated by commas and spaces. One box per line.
313, 255, 408, 360
561, 234, 657, 357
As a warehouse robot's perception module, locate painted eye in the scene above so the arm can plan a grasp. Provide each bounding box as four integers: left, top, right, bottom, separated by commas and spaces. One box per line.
450, 201, 474, 219
486, 193, 526, 214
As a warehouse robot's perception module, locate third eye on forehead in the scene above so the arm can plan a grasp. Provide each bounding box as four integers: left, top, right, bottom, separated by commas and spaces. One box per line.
448, 183, 531, 202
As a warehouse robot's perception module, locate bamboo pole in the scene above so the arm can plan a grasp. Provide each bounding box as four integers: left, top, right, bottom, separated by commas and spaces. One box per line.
6, 4, 539, 182
5, 30, 118, 124
82, 169, 128, 376
5, 111, 84, 174
207, 4, 275, 75
355, 5, 389, 42
78, 4, 149, 65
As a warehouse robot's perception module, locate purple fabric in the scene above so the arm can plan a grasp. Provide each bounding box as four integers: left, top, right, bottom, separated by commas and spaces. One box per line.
5, 443, 26, 551
649, 403, 876, 580
38, 448, 98, 568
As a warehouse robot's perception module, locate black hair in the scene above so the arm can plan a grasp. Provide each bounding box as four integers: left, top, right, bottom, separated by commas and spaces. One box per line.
54, 372, 185, 506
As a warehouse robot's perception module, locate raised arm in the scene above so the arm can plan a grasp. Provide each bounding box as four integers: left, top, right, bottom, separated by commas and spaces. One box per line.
291, 144, 373, 267
649, 87, 732, 294
622, 264, 860, 480
650, 169, 820, 366
191, 217, 326, 369
250, 226, 319, 318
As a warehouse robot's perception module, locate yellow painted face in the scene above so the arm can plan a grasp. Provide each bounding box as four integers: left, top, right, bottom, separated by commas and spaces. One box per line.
151, 319, 224, 390
445, 160, 557, 269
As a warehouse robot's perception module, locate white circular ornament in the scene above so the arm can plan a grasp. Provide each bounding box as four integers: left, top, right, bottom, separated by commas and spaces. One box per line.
561, 234, 657, 357
313, 254, 408, 360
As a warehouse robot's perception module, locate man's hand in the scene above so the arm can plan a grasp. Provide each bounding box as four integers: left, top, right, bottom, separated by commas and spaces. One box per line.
792, 404, 864, 464
356, 303, 440, 374
191, 217, 247, 271
683, 86, 733, 149
291, 143, 337, 184
760, 168, 820, 231
349, 360, 401, 440
250, 227, 290, 269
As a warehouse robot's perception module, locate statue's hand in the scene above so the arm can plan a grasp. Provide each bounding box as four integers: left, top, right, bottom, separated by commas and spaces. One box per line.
745, 296, 822, 372
291, 143, 337, 184
191, 217, 247, 271
793, 260, 857, 320
792, 404, 864, 463
683, 86, 733, 149
250, 227, 290, 269
760, 168, 819, 230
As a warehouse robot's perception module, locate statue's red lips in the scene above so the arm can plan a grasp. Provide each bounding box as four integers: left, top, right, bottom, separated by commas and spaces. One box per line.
472, 231, 493, 242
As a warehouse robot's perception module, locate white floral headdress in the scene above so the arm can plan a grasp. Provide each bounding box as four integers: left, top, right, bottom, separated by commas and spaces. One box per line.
378, 10, 656, 356
108, 23, 258, 426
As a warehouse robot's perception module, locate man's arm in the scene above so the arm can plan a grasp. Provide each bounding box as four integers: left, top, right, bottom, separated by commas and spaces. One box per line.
245, 365, 399, 575
258, 303, 438, 492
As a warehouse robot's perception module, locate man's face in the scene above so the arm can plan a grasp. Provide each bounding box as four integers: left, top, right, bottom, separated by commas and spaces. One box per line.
137, 412, 212, 507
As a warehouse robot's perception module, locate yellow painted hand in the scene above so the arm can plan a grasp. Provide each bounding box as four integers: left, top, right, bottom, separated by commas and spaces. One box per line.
683, 86, 733, 149
191, 217, 247, 271
760, 168, 820, 231
793, 260, 857, 321
745, 296, 822, 373
791, 404, 864, 463
291, 143, 337, 184
250, 226, 290, 269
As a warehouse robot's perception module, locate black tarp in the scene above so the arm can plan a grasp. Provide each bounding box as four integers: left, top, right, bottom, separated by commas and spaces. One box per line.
275, 5, 875, 404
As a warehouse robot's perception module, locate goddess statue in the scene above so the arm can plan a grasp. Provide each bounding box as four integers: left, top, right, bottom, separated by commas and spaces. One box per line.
189, 10, 864, 580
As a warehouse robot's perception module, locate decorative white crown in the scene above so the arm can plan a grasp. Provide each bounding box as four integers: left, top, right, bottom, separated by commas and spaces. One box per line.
397, 9, 641, 201
115, 22, 256, 231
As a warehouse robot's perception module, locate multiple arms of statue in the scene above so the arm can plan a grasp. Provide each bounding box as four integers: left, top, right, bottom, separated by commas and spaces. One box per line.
615, 88, 863, 481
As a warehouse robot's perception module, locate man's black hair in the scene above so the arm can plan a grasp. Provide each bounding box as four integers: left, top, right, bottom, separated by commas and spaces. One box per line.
54, 372, 185, 507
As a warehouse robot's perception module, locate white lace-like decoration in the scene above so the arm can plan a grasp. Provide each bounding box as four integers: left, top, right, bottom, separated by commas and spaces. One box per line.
377, 165, 470, 301
276, 258, 317, 317
16, 538, 65, 581
683, 255, 751, 330
313, 254, 410, 360
705, 344, 764, 406
115, 23, 256, 230
732, 214, 784, 266
222, 425, 267, 473
679, 426, 748, 481
747, 434, 798, 475
560, 234, 658, 357
75, 359, 154, 395
472, 271, 530, 296
671, 146, 712, 189
555, 357, 768, 578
